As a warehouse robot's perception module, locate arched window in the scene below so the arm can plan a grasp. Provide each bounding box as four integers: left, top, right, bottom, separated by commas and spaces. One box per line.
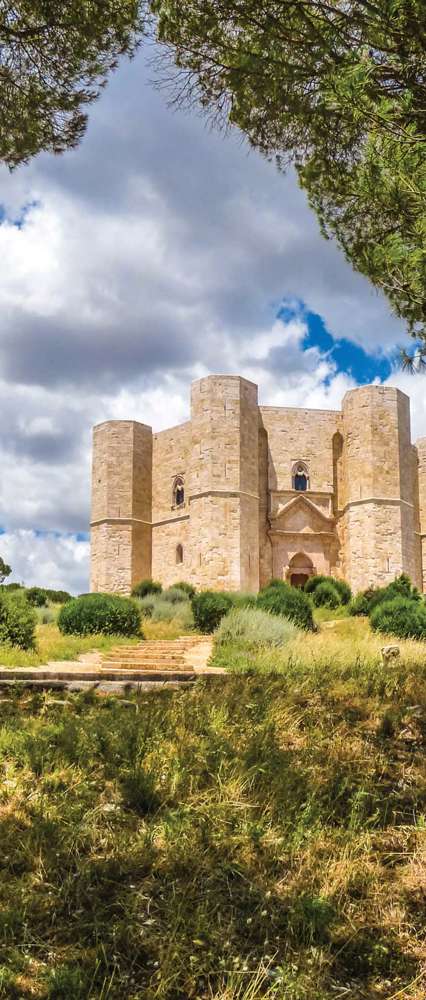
176, 544, 183, 565
292, 462, 309, 492
172, 476, 185, 508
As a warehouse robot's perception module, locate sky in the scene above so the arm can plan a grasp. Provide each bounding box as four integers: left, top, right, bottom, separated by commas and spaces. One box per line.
0, 47, 425, 594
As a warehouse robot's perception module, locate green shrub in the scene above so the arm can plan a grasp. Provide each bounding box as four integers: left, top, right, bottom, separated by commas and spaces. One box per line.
173, 581, 196, 598
191, 590, 233, 633
330, 579, 352, 605
131, 579, 162, 598
136, 594, 194, 626
304, 575, 329, 595
215, 606, 299, 648
305, 575, 352, 605
58, 594, 142, 637
162, 587, 190, 604
370, 597, 426, 641
0, 591, 36, 649
257, 582, 315, 631
36, 606, 57, 625
228, 591, 258, 609
350, 575, 420, 617
312, 581, 342, 609
45, 589, 72, 604
264, 578, 288, 590
26, 586, 48, 607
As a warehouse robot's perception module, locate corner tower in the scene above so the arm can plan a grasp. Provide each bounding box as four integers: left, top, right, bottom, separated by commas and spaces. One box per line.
416, 437, 426, 592
90, 420, 152, 594
342, 386, 421, 592
188, 375, 260, 591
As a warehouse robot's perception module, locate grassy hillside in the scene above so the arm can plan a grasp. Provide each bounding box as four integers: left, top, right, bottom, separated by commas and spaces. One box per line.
1, 660, 426, 999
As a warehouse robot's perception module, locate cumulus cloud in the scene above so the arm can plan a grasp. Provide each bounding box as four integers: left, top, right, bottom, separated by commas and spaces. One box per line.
0, 50, 422, 592
0, 530, 89, 595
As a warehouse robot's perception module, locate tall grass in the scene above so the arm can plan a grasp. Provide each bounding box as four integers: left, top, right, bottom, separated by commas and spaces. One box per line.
0, 672, 425, 998
212, 615, 426, 697
215, 607, 299, 648
136, 592, 194, 628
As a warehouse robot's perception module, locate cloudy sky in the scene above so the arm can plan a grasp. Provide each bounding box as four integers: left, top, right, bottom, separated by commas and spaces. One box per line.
0, 47, 425, 593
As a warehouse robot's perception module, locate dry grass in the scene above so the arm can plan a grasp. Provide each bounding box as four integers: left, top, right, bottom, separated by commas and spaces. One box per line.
0, 617, 192, 668
0, 674, 426, 998
212, 614, 426, 695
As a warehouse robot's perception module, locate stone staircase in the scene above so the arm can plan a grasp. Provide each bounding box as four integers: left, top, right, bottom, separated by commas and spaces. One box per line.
0, 636, 218, 694
99, 635, 212, 681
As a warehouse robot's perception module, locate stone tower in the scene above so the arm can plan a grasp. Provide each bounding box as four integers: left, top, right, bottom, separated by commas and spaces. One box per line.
341, 386, 421, 593
91, 420, 152, 593
188, 375, 259, 591
416, 437, 426, 593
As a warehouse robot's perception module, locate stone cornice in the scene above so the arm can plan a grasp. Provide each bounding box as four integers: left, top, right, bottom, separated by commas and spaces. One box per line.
344, 497, 414, 511
189, 489, 260, 501
91, 517, 152, 527
268, 529, 337, 539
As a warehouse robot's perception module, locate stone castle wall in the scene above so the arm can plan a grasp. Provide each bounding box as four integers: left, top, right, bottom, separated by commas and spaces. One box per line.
416, 438, 426, 592
341, 386, 422, 593
90, 377, 425, 595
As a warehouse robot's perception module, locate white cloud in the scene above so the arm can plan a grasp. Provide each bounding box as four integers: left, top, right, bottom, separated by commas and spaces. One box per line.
0, 530, 89, 594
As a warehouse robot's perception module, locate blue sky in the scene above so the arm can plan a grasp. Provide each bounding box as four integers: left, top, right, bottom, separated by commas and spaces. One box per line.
281, 305, 396, 384
0, 51, 424, 592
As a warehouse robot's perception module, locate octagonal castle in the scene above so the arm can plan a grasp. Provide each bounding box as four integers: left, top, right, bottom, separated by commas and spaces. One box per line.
90, 376, 426, 595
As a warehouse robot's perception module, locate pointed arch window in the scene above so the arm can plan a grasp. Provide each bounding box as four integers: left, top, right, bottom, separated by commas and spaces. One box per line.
292, 462, 310, 492
172, 476, 185, 508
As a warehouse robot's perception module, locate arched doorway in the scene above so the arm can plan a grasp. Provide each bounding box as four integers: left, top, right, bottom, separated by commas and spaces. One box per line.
287, 552, 314, 589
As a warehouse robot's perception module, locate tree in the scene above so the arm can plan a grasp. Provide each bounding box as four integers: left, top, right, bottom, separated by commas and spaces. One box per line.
0, 1, 145, 167
147, 0, 426, 362
1, 2, 425, 361
0, 557, 12, 584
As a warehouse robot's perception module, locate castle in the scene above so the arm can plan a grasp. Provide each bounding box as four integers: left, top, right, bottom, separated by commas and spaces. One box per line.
90, 376, 426, 596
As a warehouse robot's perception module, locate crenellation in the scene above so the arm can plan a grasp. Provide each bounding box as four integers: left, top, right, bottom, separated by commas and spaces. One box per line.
90, 377, 425, 596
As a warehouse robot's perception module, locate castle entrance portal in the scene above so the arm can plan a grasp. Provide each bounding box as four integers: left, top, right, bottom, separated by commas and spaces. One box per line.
286, 553, 314, 589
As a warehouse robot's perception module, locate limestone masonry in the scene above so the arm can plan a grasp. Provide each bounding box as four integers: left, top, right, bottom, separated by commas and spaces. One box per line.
90, 376, 426, 595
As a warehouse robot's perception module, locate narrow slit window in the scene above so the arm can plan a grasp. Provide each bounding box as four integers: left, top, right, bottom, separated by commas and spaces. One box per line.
176, 544, 183, 565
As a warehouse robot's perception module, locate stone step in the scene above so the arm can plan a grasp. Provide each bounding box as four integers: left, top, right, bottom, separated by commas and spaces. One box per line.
0, 668, 195, 683
100, 662, 189, 671
102, 649, 190, 660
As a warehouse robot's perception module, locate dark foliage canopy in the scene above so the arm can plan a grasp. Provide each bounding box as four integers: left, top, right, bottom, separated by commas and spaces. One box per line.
0, 1, 144, 166
148, 0, 426, 360
1, 2, 425, 360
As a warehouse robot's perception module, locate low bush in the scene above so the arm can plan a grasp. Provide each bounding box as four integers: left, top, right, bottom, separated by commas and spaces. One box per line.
370, 596, 426, 641
215, 606, 299, 648
312, 581, 342, 609
304, 575, 329, 594
35, 606, 57, 625
330, 578, 352, 605
45, 589, 72, 604
136, 594, 194, 627
173, 581, 196, 598
257, 582, 315, 631
305, 575, 352, 605
162, 587, 190, 604
58, 594, 142, 637
228, 591, 258, 609
0, 591, 36, 649
191, 590, 233, 633
26, 586, 48, 607
350, 574, 420, 617
131, 579, 162, 598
